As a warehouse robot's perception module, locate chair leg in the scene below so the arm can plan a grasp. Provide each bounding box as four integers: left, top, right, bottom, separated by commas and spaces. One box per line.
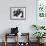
4, 33, 7, 46
4, 41, 7, 46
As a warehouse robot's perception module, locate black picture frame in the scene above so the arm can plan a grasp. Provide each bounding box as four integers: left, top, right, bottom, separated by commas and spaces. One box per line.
10, 7, 26, 20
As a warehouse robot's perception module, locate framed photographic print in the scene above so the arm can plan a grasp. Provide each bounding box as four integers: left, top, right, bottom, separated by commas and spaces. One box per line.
36, 0, 46, 26
37, 0, 46, 20
10, 7, 26, 20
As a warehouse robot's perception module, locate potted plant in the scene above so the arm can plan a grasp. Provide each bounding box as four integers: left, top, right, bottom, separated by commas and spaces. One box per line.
33, 32, 46, 43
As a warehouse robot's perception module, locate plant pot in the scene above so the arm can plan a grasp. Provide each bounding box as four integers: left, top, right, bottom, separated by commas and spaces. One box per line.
40, 39, 45, 43
37, 39, 45, 44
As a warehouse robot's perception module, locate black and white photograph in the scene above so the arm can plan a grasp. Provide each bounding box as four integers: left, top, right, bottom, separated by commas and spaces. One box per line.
10, 7, 26, 20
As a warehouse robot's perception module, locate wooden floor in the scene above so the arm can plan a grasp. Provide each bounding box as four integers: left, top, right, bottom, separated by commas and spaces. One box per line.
0, 42, 46, 46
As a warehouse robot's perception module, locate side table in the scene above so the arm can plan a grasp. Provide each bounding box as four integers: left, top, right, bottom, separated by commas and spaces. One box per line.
4, 33, 18, 46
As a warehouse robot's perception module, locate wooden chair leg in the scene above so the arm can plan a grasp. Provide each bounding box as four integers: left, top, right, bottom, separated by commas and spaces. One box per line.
4, 33, 7, 46
4, 41, 7, 46
17, 34, 18, 46
15, 33, 18, 46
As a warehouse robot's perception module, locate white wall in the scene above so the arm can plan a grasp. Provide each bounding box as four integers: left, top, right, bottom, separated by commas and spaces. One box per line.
0, 0, 37, 42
